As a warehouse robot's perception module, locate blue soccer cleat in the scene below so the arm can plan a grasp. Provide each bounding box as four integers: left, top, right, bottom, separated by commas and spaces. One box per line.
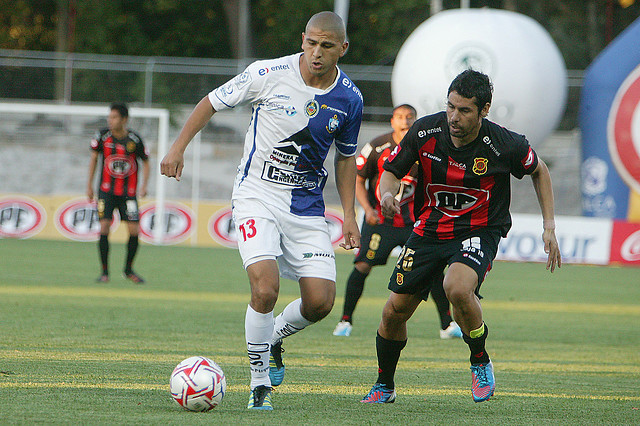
361, 383, 396, 403
470, 361, 495, 402
440, 321, 463, 339
332, 320, 353, 337
269, 341, 285, 387
247, 385, 273, 410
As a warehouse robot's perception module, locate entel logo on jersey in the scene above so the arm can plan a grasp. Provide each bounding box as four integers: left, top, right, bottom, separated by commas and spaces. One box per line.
426, 184, 489, 217
259, 64, 290, 76
0, 197, 46, 238
138, 202, 193, 245
55, 198, 119, 241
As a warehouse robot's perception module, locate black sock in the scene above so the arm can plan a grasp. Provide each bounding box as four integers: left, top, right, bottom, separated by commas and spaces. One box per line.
463, 323, 490, 365
341, 268, 368, 323
430, 274, 453, 329
99, 234, 109, 274
125, 235, 139, 274
375, 332, 407, 389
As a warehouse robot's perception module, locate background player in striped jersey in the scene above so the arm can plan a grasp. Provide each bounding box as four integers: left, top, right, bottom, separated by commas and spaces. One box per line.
87, 102, 149, 284
332, 104, 462, 340
362, 69, 561, 404
161, 12, 362, 410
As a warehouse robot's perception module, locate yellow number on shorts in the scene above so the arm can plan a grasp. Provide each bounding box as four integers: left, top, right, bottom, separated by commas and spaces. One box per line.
369, 233, 381, 251
395, 247, 415, 271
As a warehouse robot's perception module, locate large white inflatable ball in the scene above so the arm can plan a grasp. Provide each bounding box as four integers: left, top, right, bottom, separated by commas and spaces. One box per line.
392, 8, 567, 146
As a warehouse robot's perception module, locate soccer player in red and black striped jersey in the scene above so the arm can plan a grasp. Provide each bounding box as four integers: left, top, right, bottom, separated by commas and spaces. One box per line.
362, 70, 561, 404
333, 104, 462, 340
87, 103, 150, 284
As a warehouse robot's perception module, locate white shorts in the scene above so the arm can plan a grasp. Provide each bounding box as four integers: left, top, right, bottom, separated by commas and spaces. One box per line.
231, 198, 336, 282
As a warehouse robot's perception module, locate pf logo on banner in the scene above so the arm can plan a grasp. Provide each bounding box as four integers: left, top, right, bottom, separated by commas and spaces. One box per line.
608, 64, 640, 194
139, 202, 194, 245
0, 196, 46, 239
208, 207, 237, 248
55, 198, 120, 241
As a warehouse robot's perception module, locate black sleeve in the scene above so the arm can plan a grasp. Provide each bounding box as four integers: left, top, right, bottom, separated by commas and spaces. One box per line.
510, 135, 538, 179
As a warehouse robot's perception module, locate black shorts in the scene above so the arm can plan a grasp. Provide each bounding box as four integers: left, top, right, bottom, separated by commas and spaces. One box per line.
355, 222, 413, 266
97, 191, 139, 222
388, 228, 501, 299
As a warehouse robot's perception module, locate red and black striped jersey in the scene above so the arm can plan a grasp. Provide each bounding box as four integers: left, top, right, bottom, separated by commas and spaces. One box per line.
91, 129, 148, 197
384, 112, 538, 240
356, 132, 417, 227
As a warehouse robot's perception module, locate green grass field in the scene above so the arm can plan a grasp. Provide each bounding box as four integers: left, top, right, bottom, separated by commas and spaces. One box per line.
1, 238, 639, 424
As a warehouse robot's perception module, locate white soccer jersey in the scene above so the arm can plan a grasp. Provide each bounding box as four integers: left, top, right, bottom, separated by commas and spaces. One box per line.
208, 53, 364, 217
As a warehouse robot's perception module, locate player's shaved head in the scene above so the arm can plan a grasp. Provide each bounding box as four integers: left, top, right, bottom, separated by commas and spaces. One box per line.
306, 11, 346, 42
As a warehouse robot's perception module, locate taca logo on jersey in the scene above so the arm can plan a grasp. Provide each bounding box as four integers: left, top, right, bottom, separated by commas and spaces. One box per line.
0, 197, 46, 238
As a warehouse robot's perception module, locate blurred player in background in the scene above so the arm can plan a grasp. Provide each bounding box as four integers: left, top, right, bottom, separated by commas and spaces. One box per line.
332, 104, 462, 340
161, 11, 362, 410
87, 102, 150, 284
361, 69, 561, 404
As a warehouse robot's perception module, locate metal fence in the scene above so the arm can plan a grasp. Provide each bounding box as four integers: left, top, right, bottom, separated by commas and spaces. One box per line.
0, 48, 585, 125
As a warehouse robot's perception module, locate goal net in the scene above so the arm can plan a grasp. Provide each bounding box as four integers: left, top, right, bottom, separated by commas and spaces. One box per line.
0, 102, 170, 243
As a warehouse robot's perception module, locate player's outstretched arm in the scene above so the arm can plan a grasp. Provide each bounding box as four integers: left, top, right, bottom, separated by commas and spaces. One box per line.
378, 171, 401, 220
531, 159, 562, 272
161, 97, 216, 181
335, 152, 360, 250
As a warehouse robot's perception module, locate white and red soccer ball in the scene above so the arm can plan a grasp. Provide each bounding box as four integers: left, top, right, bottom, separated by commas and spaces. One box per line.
170, 356, 226, 411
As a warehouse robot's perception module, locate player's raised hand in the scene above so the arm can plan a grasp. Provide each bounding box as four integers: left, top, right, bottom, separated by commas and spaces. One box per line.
160, 150, 185, 181
543, 228, 561, 272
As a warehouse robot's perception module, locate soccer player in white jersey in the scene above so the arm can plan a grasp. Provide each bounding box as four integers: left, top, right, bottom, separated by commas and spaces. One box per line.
161, 11, 363, 410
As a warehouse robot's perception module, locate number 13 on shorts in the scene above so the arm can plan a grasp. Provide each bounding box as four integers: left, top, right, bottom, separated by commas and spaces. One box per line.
238, 219, 257, 241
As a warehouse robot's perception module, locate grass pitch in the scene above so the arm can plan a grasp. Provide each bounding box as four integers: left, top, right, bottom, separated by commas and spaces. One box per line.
1, 238, 639, 424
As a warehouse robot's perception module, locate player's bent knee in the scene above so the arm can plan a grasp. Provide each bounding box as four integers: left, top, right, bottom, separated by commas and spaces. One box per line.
302, 298, 334, 322
250, 286, 279, 307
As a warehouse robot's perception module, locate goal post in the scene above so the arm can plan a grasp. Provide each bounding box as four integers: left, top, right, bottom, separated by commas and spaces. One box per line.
0, 102, 170, 244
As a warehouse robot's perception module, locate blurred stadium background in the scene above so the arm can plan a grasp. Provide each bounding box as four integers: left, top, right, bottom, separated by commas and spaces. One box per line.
1, 1, 639, 252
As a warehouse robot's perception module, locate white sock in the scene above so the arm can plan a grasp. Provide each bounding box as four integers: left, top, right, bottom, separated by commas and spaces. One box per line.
245, 304, 273, 390
272, 298, 313, 344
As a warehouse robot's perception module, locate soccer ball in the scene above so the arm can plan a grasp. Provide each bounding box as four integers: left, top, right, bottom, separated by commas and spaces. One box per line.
170, 356, 226, 411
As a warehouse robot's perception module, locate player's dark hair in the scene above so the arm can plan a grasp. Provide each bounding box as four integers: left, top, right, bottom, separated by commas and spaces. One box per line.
392, 104, 417, 116
448, 70, 493, 112
110, 102, 129, 118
